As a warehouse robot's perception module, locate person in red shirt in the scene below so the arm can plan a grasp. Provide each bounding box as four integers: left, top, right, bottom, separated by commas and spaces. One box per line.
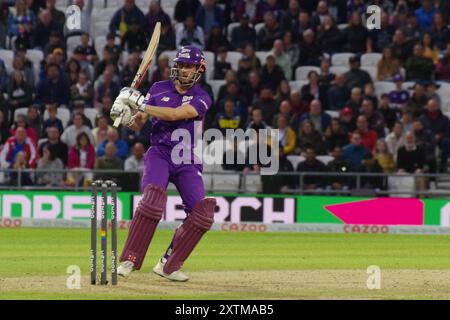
353, 115, 378, 151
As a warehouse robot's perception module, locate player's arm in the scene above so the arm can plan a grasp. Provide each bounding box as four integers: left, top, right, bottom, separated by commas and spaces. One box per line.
140, 104, 199, 121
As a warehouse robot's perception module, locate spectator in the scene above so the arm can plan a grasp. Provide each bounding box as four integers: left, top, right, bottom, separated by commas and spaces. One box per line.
296, 147, 328, 190
12, 54, 35, 87
397, 131, 427, 191
195, 0, 225, 39
242, 71, 261, 106
327, 74, 351, 111
67, 132, 95, 186
385, 121, 405, 161
94, 142, 124, 182
218, 80, 248, 122
213, 99, 242, 134
261, 149, 295, 194
275, 80, 291, 105
316, 14, 342, 56
45, 0, 65, 32
269, 39, 292, 81
231, 14, 256, 51
296, 120, 326, 155
298, 29, 321, 66
145, 0, 171, 33
10, 114, 38, 146
324, 118, 349, 152
98, 95, 115, 125
388, 73, 410, 109
354, 115, 378, 151
357, 153, 385, 190
96, 69, 120, 104
92, 115, 113, 148
0, 127, 38, 169
261, 53, 286, 93
242, 44, 262, 70
65, 59, 81, 86
415, 0, 436, 32
426, 81, 441, 106
124, 142, 145, 171
431, 12, 450, 51
436, 43, 450, 80
104, 33, 122, 62
327, 146, 353, 191
377, 46, 401, 81
247, 108, 270, 131
379, 94, 399, 131
412, 118, 437, 173
275, 115, 296, 156
318, 58, 336, 88
174, 0, 201, 23
339, 107, 356, 134
343, 132, 369, 168
373, 140, 396, 173
344, 55, 372, 89
391, 29, 412, 62
293, 10, 312, 41
61, 113, 94, 148
360, 98, 385, 137
235, 0, 264, 25
297, 99, 331, 134
273, 99, 293, 126
75, 33, 98, 65
421, 32, 439, 64
419, 99, 450, 172
36, 63, 70, 106
7, 70, 33, 113
109, 0, 146, 36
253, 87, 278, 125
0, 59, 7, 93
282, 31, 300, 70
7, 0, 35, 49
150, 54, 169, 85
96, 128, 129, 160
280, 0, 301, 32
222, 140, 246, 172
401, 109, 414, 132
32, 9, 60, 49
236, 56, 252, 86
94, 48, 118, 80
402, 12, 423, 44
405, 44, 434, 81
38, 126, 68, 165
43, 31, 64, 58
300, 71, 327, 108
206, 23, 230, 53
121, 19, 148, 53
369, 11, 395, 53
26, 105, 42, 139
176, 15, 205, 49
256, 11, 281, 51
36, 144, 64, 186
406, 81, 429, 117
70, 70, 94, 108
9, 151, 33, 186
0, 109, 11, 145
341, 11, 370, 53
121, 53, 149, 90
259, 0, 283, 20
363, 83, 378, 109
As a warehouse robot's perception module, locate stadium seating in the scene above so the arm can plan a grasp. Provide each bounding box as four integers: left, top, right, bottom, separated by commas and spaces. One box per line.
331, 53, 354, 67
0, 49, 14, 73
295, 66, 321, 81
43, 108, 71, 128
374, 81, 396, 98
361, 53, 382, 67
209, 80, 225, 101
225, 51, 243, 71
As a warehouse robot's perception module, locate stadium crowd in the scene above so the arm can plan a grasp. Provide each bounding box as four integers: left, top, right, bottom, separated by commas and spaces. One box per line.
0, 0, 450, 193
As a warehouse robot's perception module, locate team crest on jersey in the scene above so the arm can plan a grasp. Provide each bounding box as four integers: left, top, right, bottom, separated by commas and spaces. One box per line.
182, 96, 194, 103
162, 97, 170, 102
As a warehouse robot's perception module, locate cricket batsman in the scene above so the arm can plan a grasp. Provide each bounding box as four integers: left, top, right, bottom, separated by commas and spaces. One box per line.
110, 45, 216, 282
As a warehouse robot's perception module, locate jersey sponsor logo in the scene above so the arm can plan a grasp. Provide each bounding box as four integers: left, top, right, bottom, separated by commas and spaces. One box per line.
161, 97, 170, 102
178, 53, 191, 59
182, 95, 194, 103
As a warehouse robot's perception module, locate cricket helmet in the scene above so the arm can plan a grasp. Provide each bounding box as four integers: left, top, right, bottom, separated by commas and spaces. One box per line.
171, 45, 206, 87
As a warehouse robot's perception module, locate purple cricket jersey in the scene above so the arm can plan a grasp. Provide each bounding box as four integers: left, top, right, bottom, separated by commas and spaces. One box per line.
144, 80, 212, 155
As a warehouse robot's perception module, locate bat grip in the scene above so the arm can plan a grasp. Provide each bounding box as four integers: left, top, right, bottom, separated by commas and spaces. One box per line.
113, 115, 122, 128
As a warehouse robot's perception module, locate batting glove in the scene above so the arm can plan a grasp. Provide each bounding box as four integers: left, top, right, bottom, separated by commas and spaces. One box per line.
117, 87, 146, 112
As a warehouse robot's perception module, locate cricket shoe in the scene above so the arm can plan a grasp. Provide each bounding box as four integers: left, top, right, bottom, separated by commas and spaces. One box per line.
153, 258, 189, 282
117, 260, 135, 278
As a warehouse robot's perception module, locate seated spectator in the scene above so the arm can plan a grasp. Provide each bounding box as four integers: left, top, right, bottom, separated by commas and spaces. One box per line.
7, 70, 33, 113
61, 113, 94, 148
176, 15, 205, 50
32, 9, 61, 50
364, 82, 378, 109
66, 103, 93, 129
343, 132, 369, 168
379, 94, 399, 131
297, 99, 331, 134
195, 0, 225, 38
242, 44, 261, 70
344, 55, 372, 89
345, 87, 363, 115
316, 14, 342, 56
431, 12, 449, 51
12, 53, 35, 87
421, 32, 439, 64
104, 33, 122, 62
401, 109, 414, 132
270, 39, 292, 80
324, 118, 349, 152
425, 81, 441, 107
92, 115, 113, 149
341, 11, 370, 54
217, 70, 238, 102
298, 29, 321, 66
218, 81, 249, 123
95, 69, 120, 105
253, 87, 278, 125
109, 0, 145, 35
280, 0, 300, 32
300, 71, 327, 108
373, 140, 396, 173
76, 32, 98, 65
318, 58, 335, 89
36, 144, 64, 187
358, 153, 385, 190
41, 104, 63, 137
377, 46, 401, 81
7, 0, 36, 49
388, 73, 410, 109
149, 54, 169, 85
206, 23, 230, 53
94, 48, 118, 80
339, 107, 356, 134
9, 151, 33, 186
273, 100, 293, 127
293, 10, 312, 41
145, 0, 171, 33
275, 81, 291, 107
96, 128, 129, 160
121, 19, 148, 53
354, 115, 378, 151
327, 74, 351, 111
275, 115, 296, 156
98, 95, 114, 124
70, 70, 94, 107
436, 44, 450, 80
65, 58, 81, 86
214, 48, 232, 80
231, 14, 256, 51
414, 0, 436, 32
237, 56, 253, 87
296, 120, 326, 155
391, 30, 412, 62
369, 11, 396, 53
360, 98, 385, 137
36, 63, 70, 107
296, 147, 328, 190
406, 81, 429, 117
26, 105, 43, 139
289, 91, 308, 116
256, 11, 281, 51
124, 142, 145, 171
385, 121, 405, 162
261, 53, 286, 93
0, 127, 38, 169
67, 132, 95, 186
405, 44, 434, 81
327, 146, 353, 191
94, 142, 124, 183
246, 108, 270, 131
39, 126, 68, 166
412, 119, 437, 173
213, 99, 242, 134
397, 131, 427, 191
10, 114, 38, 146
419, 99, 450, 172
0, 109, 11, 145
402, 12, 422, 44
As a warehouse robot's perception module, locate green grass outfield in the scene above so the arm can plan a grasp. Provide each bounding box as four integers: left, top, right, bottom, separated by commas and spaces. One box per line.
1, 228, 450, 299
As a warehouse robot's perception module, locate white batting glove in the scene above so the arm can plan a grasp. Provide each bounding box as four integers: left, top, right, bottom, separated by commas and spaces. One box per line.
111, 99, 132, 126
117, 87, 146, 111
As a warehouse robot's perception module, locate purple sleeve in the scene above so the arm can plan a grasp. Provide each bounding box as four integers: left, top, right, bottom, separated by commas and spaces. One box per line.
143, 84, 156, 105
189, 93, 212, 120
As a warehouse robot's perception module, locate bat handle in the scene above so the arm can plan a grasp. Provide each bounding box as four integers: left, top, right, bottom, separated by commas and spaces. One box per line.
113, 115, 123, 128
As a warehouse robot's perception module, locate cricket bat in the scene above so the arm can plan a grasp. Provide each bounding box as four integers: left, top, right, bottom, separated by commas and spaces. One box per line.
113, 22, 161, 128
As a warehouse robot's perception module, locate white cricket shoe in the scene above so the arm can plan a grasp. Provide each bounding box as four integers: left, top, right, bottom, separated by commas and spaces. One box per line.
117, 260, 135, 278
153, 258, 189, 282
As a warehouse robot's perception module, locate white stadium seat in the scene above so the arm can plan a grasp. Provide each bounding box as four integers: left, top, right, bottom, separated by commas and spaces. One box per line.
361, 53, 382, 67
437, 82, 450, 100
244, 175, 262, 193
227, 22, 240, 41
329, 66, 349, 76
44, 108, 71, 128
84, 108, 99, 126
374, 81, 396, 98
317, 156, 334, 165
14, 107, 28, 120
212, 173, 240, 192
325, 110, 339, 118
254, 22, 265, 34
289, 80, 308, 93
208, 80, 225, 101
66, 35, 81, 54
225, 51, 243, 71
255, 51, 270, 64
361, 66, 377, 82
286, 155, 305, 169
0, 49, 14, 73
331, 53, 354, 67
295, 66, 321, 80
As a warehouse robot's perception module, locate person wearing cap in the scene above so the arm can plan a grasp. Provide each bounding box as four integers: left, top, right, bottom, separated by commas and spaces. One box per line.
344, 55, 372, 89
405, 44, 434, 81
230, 13, 256, 51
388, 73, 410, 109
74, 33, 98, 64
339, 107, 356, 134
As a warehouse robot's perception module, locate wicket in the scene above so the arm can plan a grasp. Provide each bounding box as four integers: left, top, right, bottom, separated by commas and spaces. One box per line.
90, 180, 118, 286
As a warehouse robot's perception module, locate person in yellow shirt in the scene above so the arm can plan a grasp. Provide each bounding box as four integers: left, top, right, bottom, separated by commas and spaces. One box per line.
276, 114, 296, 156
373, 139, 396, 173
422, 32, 439, 64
